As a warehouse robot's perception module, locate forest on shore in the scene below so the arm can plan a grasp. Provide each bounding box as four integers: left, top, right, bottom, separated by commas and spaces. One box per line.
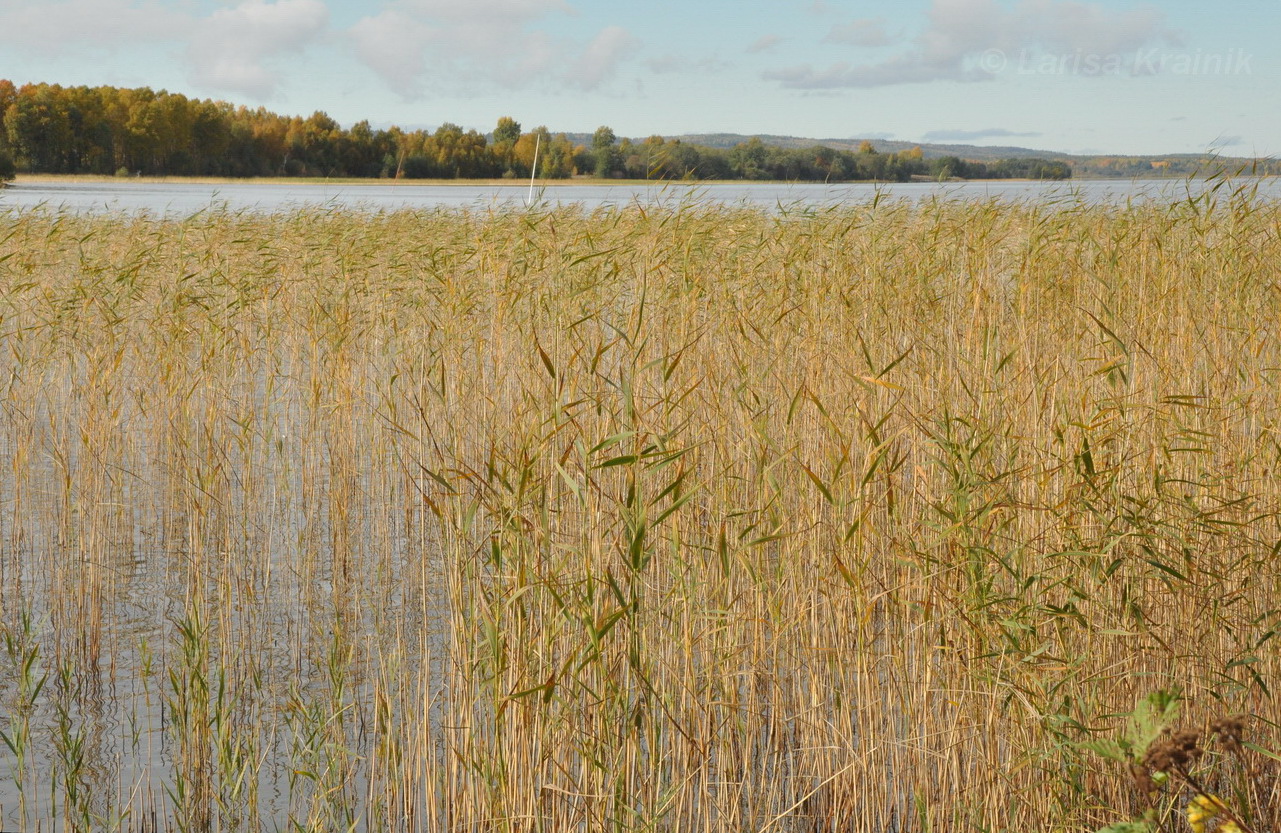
0, 81, 1072, 183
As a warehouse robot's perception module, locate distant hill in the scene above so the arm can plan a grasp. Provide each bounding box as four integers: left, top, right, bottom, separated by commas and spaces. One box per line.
558, 131, 1072, 160
4, 77, 1273, 181
553, 132, 1277, 179
667, 133, 1074, 161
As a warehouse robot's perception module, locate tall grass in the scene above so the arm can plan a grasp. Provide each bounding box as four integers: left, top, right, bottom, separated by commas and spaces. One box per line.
0, 190, 1280, 831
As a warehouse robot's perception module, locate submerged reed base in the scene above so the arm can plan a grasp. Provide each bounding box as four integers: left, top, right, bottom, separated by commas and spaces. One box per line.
1, 191, 1280, 831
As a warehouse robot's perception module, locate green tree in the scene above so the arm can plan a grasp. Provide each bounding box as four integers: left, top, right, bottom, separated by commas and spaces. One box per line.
493, 116, 521, 146
59, 85, 111, 173
0, 80, 15, 132
543, 133, 576, 178
591, 125, 616, 150
0, 79, 1089, 182
591, 125, 618, 177
4, 87, 73, 171
0, 148, 15, 182
513, 125, 557, 177
933, 155, 963, 179
340, 119, 389, 178
492, 116, 521, 174
728, 137, 768, 180
654, 140, 706, 180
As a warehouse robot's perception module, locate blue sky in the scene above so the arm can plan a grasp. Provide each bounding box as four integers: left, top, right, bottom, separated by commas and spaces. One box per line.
0, 0, 1275, 155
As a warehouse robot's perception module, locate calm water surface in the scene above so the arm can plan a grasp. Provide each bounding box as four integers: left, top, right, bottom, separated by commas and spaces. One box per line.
1, 173, 1279, 830
3, 177, 1281, 215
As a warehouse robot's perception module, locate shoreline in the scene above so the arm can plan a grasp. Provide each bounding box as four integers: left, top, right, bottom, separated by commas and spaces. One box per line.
11, 173, 1271, 188
9, 173, 1119, 187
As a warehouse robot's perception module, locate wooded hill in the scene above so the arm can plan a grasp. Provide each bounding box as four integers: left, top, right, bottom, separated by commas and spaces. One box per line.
661, 133, 1281, 179
1, 81, 1071, 182
5, 80, 1272, 184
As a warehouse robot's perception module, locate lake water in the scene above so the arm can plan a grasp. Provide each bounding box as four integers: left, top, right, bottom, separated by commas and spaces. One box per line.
3, 171, 1279, 831
3, 176, 1281, 215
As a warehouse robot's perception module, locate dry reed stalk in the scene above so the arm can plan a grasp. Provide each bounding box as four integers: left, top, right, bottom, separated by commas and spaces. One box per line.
0, 192, 1278, 831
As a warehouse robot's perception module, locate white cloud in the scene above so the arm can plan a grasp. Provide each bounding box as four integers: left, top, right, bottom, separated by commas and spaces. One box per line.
0, 0, 329, 99
349, 1, 636, 95
646, 53, 731, 74
350, 10, 437, 96
0, 0, 187, 53
747, 35, 783, 54
767, 0, 1175, 88
187, 0, 329, 98
398, 0, 569, 20
566, 26, 638, 90
823, 19, 890, 48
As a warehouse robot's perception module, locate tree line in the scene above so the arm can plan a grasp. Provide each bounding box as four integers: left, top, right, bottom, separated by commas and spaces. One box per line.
1071, 155, 1281, 179
0, 80, 1071, 183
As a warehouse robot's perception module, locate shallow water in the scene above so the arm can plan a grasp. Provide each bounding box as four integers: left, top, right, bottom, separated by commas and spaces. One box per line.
3, 176, 1280, 215
2, 183, 1280, 832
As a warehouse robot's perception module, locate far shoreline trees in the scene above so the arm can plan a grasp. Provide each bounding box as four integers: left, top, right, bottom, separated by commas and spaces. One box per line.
0, 80, 1077, 183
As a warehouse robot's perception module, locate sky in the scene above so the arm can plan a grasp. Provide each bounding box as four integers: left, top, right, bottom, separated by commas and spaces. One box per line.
0, 0, 1275, 156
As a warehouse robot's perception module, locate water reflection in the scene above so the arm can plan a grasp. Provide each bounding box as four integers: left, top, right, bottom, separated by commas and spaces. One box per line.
3, 176, 1280, 215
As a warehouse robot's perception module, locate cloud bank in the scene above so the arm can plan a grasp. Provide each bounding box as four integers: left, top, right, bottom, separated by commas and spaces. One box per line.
0, 0, 637, 100
767, 0, 1175, 88
0, 0, 329, 98
0, 0, 186, 47
349, 0, 637, 96
188, 0, 329, 97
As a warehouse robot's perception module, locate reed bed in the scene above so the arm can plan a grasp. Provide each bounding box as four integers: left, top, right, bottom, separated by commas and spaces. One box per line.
1, 190, 1280, 832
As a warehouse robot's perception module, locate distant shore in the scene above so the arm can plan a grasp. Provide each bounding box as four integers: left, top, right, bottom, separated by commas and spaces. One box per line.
13, 173, 1267, 188
12, 173, 1092, 187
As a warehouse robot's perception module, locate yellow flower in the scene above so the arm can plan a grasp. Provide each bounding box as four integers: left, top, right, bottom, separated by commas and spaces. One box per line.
1187, 794, 1230, 832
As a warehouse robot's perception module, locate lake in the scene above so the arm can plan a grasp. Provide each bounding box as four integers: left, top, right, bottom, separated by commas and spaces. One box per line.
3, 176, 1281, 215
3, 180, 1281, 832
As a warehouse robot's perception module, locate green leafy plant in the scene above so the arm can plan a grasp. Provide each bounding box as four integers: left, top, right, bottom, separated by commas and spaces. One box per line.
1082, 691, 1272, 833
